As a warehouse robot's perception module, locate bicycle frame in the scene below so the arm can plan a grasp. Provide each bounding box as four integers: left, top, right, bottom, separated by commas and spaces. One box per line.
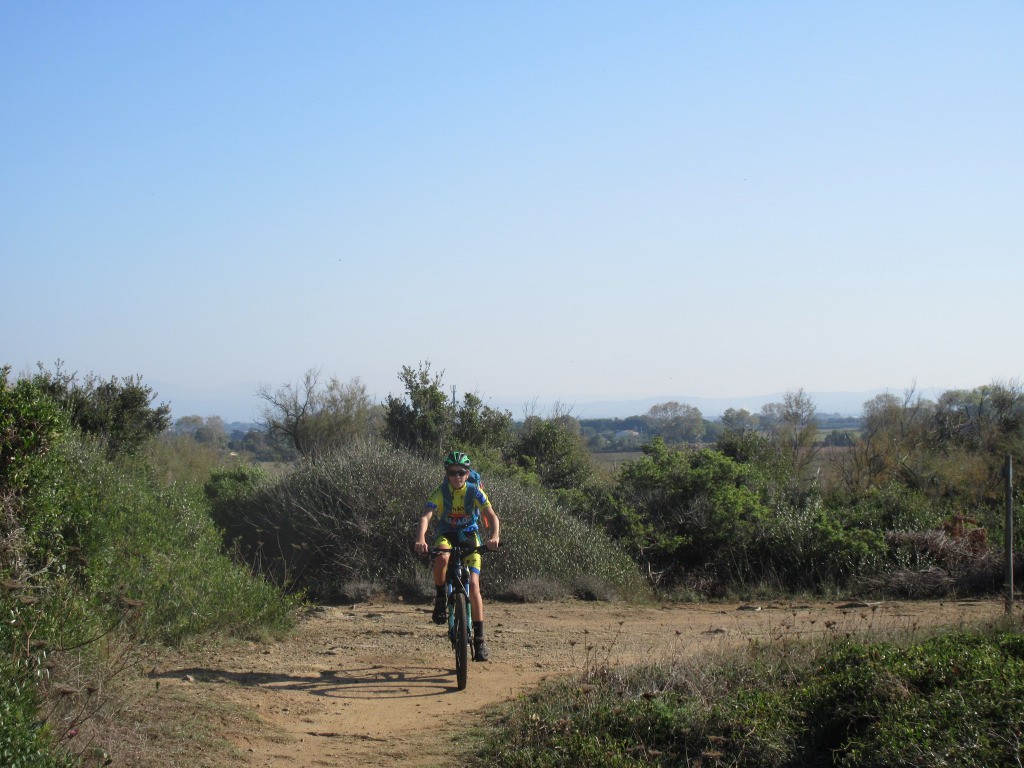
445, 551, 470, 636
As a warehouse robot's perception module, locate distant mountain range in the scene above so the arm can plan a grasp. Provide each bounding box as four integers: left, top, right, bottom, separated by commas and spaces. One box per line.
155, 380, 909, 423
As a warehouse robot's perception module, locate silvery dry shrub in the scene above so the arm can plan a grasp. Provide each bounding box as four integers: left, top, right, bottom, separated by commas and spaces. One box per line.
215, 441, 648, 602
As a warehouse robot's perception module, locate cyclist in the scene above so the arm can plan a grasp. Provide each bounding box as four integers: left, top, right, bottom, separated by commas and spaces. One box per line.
414, 450, 500, 661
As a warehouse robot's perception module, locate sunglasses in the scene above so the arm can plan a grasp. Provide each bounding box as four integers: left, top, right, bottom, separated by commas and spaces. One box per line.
447, 469, 469, 477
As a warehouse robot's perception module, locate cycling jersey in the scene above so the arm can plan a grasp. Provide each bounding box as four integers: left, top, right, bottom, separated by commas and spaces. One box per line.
424, 481, 491, 534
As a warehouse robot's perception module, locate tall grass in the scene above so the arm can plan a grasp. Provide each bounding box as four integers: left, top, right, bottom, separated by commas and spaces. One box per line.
210, 441, 650, 603
47, 437, 296, 645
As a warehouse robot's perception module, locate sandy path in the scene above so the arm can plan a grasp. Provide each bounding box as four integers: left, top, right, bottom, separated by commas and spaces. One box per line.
153, 597, 1005, 767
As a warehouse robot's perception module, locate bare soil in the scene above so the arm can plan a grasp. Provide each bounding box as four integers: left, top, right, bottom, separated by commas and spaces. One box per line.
148, 597, 1005, 768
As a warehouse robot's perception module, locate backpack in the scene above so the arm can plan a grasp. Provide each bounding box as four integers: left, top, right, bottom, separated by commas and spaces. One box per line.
438, 470, 487, 533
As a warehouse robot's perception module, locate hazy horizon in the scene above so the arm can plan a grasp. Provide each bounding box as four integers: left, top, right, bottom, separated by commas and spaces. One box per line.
153, 377, 964, 424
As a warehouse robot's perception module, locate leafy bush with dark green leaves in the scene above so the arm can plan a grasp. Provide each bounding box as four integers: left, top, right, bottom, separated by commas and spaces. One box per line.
826, 483, 943, 535
29, 364, 171, 460
1, 369, 68, 495
605, 438, 773, 586
209, 441, 648, 602
474, 622, 1024, 768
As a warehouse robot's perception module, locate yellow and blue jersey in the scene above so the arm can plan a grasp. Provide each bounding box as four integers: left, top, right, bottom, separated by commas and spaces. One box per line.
424, 481, 490, 533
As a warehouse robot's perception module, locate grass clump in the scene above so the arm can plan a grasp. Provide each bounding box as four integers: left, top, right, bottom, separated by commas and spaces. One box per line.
473, 621, 1024, 767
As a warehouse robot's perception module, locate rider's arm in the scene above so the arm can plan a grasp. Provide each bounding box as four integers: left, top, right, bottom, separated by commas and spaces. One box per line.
482, 504, 500, 549
414, 509, 433, 554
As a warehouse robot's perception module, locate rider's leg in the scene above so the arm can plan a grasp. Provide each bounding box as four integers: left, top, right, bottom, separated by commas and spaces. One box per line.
431, 549, 450, 624
433, 550, 450, 587
469, 571, 484, 620
469, 572, 490, 660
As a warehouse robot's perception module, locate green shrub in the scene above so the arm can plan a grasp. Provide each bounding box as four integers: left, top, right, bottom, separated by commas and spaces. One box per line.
803, 629, 1024, 767
828, 483, 944, 534
739, 497, 888, 591
609, 439, 776, 586
1, 370, 73, 565
474, 623, 1024, 768
61, 446, 293, 644
2, 365, 294, 767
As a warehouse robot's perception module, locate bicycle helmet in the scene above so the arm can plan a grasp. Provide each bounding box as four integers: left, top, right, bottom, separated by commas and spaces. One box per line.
443, 450, 472, 468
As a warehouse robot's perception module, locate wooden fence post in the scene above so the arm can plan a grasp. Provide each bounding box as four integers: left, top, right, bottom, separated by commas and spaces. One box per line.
1006, 454, 1014, 615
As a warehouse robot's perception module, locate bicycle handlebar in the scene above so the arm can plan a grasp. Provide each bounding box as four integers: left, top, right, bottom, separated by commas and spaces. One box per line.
427, 543, 499, 556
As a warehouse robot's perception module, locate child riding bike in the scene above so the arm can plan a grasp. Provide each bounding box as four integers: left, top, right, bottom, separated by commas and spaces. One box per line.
414, 451, 501, 661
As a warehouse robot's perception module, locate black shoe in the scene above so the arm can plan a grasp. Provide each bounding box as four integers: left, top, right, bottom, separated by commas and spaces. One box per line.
431, 598, 446, 625
473, 638, 490, 662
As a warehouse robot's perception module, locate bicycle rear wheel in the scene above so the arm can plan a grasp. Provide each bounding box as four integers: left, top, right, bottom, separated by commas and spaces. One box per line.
454, 590, 469, 690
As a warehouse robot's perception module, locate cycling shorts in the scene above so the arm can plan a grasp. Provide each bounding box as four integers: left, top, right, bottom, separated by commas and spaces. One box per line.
432, 529, 484, 574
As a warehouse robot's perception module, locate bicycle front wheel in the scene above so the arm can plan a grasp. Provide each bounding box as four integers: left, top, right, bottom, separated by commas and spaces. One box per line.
454, 590, 469, 690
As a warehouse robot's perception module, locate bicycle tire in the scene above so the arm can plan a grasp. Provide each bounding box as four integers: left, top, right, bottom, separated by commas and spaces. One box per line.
454, 590, 469, 690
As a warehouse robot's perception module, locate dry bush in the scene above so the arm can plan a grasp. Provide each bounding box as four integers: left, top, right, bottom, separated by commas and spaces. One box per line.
859, 529, 1007, 598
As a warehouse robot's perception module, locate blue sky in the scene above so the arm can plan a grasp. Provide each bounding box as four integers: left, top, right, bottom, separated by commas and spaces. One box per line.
2, 2, 1021, 421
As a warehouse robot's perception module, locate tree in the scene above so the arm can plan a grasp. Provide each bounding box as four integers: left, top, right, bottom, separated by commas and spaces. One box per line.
194, 415, 227, 447
382, 362, 453, 457
453, 392, 514, 456
928, 381, 1024, 506
30, 363, 171, 458
933, 381, 1024, 455
171, 415, 204, 436
511, 404, 593, 490
382, 361, 513, 461
720, 408, 758, 435
645, 401, 705, 443
760, 389, 819, 484
257, 369, 379, 458
830, 388, 934, 493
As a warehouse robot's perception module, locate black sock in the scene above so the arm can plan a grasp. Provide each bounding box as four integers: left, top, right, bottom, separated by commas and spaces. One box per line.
473, 621, 484, 640
435, 585, 445, 602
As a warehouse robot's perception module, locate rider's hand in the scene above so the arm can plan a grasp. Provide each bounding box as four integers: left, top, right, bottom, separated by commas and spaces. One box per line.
414, 540, 428, 555
486, 538, 500, 551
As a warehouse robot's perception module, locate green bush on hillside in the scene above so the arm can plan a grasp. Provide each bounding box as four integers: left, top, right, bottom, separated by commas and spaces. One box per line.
48, 439, 294, 645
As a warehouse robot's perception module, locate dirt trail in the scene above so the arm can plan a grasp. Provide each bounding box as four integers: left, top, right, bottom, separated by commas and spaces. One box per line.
154, 597, 1004, 768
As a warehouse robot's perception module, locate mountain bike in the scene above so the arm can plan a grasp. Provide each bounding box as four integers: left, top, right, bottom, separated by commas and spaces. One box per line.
428, 543, 492, 691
